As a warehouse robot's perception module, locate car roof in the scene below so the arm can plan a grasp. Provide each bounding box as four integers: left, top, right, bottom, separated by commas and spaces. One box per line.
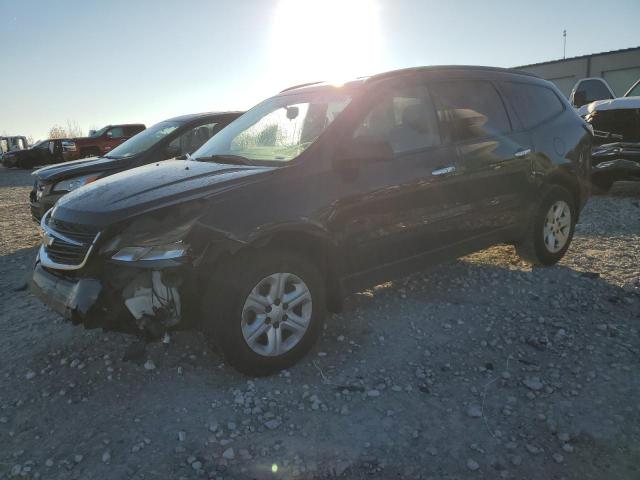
161, 111, 245, 124
280, 65, 539, 94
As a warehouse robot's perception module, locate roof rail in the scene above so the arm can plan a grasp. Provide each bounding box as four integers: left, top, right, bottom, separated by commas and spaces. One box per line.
366, 65, 537, 83
280, 81, 325, 93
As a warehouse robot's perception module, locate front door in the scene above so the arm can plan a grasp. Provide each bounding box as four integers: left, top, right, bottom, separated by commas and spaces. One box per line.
331, 79, 469, 279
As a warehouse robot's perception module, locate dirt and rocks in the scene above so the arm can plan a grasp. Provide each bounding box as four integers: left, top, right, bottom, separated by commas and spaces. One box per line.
0, 166, 639, 479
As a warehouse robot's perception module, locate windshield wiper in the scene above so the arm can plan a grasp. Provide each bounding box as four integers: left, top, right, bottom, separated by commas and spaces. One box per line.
194, 154, 252, 166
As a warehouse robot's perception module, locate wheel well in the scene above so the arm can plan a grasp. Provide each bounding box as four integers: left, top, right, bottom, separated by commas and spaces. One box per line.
257, 231, 343, 313
544, 172, 582, 218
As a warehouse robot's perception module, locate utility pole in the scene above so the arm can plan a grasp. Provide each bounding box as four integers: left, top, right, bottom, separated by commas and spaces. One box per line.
563, 30, 567, 59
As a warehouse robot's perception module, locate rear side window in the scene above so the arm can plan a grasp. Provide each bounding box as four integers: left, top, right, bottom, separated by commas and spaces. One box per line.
502, 82, 565, 128
430, 80, 511, 142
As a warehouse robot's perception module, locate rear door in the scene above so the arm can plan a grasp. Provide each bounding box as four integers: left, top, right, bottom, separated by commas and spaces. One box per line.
429, 79, 534, 235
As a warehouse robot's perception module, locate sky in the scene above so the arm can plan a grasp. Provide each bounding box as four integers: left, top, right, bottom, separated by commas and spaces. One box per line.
1, 0, 639, 141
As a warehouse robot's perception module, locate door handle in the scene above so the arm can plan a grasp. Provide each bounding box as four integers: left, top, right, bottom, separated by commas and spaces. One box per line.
514, 148, 532, 158
431, 165, 456, 176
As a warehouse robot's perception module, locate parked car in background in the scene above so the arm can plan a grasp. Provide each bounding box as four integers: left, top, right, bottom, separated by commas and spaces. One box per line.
0, 138, 8, 159
566, 76, 640, 192
30, 112, 242, 220
575, 78, 640, 192
2, 138, 73, 169
625, 78, 640, 98
65, 124, 146, 160
570, 77, 616, 109
30, 66, 591, 376
0, 135, 29, 160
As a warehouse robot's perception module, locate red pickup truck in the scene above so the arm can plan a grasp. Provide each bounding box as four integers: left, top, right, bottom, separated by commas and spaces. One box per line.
66, 124, 146, 159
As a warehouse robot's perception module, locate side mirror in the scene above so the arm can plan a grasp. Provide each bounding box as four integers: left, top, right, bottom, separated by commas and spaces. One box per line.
573, 91, 587, 108
286, 106, 299, 120
336, 139, 393, 166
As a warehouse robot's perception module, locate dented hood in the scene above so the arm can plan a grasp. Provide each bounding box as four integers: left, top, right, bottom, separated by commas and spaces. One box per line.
51, 159, 275, 227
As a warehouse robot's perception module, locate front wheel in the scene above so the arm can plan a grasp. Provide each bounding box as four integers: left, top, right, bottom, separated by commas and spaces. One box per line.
202, 250, 326, 376
516, 185, 576, 266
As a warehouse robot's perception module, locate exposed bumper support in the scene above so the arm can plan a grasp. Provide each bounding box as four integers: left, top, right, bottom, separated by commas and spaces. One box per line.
31, 260, 183, 336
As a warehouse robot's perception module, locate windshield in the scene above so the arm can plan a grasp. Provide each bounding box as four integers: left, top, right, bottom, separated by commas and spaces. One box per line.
626, 81, 640, 97
193, 90, 352, 163
90, 126, 108, 137
106, 121, 180, 159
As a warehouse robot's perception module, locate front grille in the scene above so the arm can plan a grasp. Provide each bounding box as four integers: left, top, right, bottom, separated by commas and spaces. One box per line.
47, 216, 98, 243
45, 239, 92, 266
41, 213, 100, 268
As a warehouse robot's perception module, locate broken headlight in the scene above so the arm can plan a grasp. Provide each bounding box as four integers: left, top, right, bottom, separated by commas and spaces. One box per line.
111, 241, 189, 262
104, 218, 196, 263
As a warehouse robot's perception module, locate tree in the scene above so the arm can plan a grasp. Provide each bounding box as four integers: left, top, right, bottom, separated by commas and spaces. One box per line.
48, 125, 67, 139
66, 120, 83, 138
47, 120, 84, 139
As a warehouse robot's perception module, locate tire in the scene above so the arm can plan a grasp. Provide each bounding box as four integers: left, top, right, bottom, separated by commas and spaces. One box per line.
591, 176, 613, 195
202, 249, 326, 376
516, 185, 576, 266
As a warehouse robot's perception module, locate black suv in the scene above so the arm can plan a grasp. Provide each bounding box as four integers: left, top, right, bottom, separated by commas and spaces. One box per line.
2, 138, 72, 169
31, 66, 591, 376
29, 112, 242, 220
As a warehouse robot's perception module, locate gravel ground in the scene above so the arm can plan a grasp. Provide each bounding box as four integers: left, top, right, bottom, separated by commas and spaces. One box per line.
0, 166, 639, 480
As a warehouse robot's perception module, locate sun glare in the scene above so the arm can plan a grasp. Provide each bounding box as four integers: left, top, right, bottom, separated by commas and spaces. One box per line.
270, 0, 383, 88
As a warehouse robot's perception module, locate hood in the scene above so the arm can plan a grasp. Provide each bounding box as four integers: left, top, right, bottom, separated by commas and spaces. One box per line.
33, 156, 128, 182
51, 159, 275, 227
577, 97, 640, 117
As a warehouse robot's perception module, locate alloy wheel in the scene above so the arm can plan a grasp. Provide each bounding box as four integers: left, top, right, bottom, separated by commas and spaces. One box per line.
543, 200, 572, 253
241, 272, 312, 357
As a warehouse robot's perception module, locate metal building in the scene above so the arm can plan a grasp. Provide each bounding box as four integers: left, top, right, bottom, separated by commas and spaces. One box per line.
516, 46, 640, 97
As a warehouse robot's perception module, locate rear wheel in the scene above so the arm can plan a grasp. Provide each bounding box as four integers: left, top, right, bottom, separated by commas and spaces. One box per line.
202, 250, 326, 376
516, 185, 576, 266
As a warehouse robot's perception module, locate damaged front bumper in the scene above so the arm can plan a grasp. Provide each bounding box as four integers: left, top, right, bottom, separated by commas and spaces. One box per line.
31, 257, 186, 336
31, 262, 103, 325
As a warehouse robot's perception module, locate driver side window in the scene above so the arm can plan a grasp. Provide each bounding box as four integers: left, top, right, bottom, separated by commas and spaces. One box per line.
354, 84, 440, 155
